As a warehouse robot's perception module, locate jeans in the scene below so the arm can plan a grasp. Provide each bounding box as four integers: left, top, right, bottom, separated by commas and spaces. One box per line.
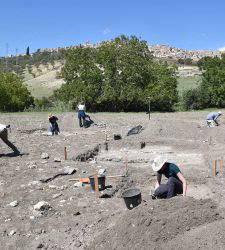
154, 177, 183, 199
50, 122, 59, 135
78, 111, 86, 127
0, 129, 20, 154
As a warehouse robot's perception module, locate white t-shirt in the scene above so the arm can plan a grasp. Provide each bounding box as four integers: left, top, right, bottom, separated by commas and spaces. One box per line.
78, 104, 85, 111
0, 124, 6, 133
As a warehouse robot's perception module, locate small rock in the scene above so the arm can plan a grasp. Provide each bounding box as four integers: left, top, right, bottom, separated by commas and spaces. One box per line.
41, 153, 49, 159
98, 168, 106, 175
9, 230, 16, 236
114, 134, 122, 140
9, 201, 18, 207
74, 182, 83, 188
63, 167, 77, 175
34, 201, 51, 211
52, 193, 62, 199
54, 158, 61, 162
37, 243, 44, 249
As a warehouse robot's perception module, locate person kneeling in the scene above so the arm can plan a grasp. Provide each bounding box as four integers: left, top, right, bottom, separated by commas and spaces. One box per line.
151, 156, 187, 199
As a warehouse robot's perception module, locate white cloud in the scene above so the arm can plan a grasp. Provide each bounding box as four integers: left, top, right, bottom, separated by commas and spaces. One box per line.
102, 28, 111, 35
218, 46, 225, 51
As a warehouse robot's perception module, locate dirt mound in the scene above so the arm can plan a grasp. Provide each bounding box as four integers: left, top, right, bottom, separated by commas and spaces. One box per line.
87, 197, 221, 250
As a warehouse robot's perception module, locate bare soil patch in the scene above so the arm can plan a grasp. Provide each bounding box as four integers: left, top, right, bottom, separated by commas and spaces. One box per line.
1, 111, 225, 249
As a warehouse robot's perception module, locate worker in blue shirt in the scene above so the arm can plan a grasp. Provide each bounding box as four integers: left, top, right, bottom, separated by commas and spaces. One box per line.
206, 111, 222, 127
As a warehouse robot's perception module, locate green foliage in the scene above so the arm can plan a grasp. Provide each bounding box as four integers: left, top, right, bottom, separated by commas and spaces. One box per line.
197, 54, 225, 108
26, 46, 30, 56
178, 58, 197, 66
55, 35, 178, 112
0, 72, 34, 111
0, 49, 66, 76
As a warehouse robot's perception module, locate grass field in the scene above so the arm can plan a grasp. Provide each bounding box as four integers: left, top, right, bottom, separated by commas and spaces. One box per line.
177, 75, 201, 94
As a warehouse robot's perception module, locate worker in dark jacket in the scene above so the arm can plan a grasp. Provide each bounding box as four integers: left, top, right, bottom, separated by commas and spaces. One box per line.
48, 113, 60, 135
151, 156, 187, 199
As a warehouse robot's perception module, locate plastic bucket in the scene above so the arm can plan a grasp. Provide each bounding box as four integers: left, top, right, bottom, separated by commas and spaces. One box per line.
89, 175, 106, 191
122, 188, 142, 210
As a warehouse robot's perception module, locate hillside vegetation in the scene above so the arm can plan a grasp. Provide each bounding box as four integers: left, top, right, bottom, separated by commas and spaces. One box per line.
3, 36, 225, 112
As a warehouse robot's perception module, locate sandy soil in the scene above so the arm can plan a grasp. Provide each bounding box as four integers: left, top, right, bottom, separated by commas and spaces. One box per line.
1, 111, 225, 249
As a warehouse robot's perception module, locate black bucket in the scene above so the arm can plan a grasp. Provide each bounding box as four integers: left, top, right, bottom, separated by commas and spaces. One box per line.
122, 188, 142, 210
89, 175, 106, 191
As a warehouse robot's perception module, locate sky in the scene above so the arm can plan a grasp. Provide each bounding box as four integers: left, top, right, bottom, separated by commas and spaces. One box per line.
1, 0, 225, 56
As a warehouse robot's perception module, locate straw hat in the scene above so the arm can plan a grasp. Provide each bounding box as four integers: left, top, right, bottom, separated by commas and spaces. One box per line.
152, 156, 167, 172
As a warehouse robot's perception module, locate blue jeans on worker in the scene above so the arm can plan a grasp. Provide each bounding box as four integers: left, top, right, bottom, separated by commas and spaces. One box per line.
78, 110, 86, 127
50, 122, 59, 135
154, 177, 183, 199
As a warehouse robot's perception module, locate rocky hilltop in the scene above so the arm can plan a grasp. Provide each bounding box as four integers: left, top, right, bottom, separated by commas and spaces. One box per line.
39, 42, 223, 62
148, 44, 222, 61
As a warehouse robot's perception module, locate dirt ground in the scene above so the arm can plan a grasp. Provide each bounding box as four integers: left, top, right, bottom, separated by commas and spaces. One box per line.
1, 111, 225, 250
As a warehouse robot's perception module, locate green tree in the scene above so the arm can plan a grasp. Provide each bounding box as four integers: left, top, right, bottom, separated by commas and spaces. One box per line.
0, 72, 34, 111
26, 46, 30, 56
197, 54, 225, 108
55, 35, 178, 111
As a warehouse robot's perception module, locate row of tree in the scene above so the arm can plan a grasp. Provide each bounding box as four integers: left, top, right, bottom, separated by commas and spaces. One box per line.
1, 35, 225, 112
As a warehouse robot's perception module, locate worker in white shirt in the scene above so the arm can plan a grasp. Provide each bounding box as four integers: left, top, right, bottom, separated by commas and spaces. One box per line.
77, 103, 86, 127
0, 124, 20, 156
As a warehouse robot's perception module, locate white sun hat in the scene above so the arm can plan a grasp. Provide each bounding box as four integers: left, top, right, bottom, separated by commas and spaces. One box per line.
218, 111, 222, 115
152, 156, 168, 172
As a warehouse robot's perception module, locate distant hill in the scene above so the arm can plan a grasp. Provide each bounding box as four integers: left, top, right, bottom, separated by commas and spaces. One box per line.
1, 43, 222, 98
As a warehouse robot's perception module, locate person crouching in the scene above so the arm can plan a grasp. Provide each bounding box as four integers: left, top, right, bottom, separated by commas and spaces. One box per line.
151, 156, 187, 199
48, 113, 60, 135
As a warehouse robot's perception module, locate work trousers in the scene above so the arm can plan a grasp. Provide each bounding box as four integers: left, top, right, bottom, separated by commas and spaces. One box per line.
78, 111, 86, 127
154, 177, 183, 199
206, 120, 216, 127
50, 122, 59, 135
0, 129, 20, 153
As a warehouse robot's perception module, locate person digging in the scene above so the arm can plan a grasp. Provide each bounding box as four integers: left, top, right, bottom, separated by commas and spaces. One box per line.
206, 111, 222, 127
0, 124, 21, 156
48, 113, 60, 135
151, 156, 187, 199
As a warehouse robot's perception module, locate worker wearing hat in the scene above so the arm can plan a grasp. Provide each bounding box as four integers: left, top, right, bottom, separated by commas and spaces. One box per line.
206, 111, 222, 127
151, 156, 187, 199
48, 113, 60, 135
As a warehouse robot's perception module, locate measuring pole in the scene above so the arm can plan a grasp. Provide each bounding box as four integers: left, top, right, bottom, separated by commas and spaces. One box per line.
64, 146, 67, 160
94, 175, 99, 197
148, 97, 150, 120
213, 160, 217, 177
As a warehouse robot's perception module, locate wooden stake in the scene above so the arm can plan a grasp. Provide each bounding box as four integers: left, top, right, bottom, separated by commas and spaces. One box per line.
64, 146, 67, 160
125, 151, 128, 176
213, 160, 217, 177
220, 159, 223, 176
94, 175, 99, 197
